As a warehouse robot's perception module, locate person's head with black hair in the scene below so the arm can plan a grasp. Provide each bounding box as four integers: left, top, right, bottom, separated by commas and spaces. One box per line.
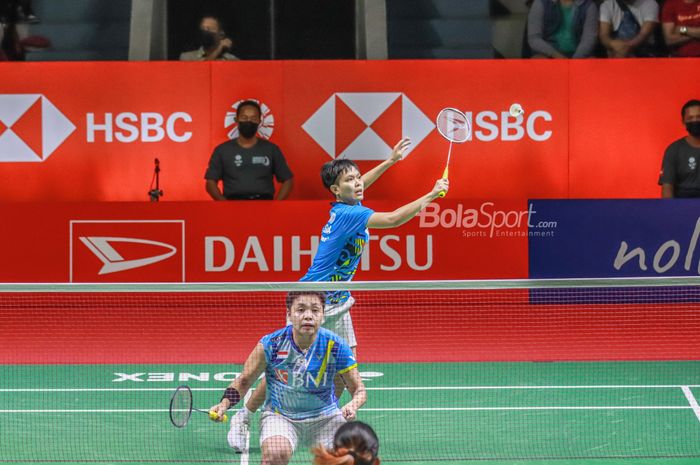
311, 421, 380, 465
320, 159, 363, 205
681, 99, 700, 120
196, 15, 230, 54
681, 99, 700, 140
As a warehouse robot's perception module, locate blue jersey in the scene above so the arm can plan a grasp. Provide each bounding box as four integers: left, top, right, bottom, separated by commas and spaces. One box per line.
300, 202, 374, 304
261, 326, 358, 420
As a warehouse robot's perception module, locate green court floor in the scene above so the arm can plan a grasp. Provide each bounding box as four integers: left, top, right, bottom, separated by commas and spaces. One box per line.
1, 362, 699, 465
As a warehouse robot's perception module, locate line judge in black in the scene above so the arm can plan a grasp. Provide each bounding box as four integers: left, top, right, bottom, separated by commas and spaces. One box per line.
205, 100, 294, 200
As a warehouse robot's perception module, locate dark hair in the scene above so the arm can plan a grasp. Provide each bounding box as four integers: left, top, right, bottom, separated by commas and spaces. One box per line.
285, 291, 326, 310
236, 100, 262, 120
681, 100, 700, 119
200, 15, 224, 33
312, 421, 380, 465
321, 159, 360, 190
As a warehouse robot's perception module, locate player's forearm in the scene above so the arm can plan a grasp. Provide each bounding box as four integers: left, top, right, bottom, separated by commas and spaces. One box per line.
345, 385, 367, 411
218, 379, 250, 410
362, 158, 396, 189
390, 192, 438, 227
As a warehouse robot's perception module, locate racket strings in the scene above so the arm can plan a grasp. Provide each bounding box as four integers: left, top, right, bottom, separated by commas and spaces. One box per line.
436, 108, 470, 143
170, 386, 193, 428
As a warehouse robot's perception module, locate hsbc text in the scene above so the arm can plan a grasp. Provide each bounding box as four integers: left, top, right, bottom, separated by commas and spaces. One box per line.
86, 112, 193, 143
204, 234, 433, 273
467, 110, 552, 142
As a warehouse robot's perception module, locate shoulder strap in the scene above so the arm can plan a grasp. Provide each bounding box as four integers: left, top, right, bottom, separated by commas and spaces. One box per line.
614, 0, 630, 12
614, 0, 642, 27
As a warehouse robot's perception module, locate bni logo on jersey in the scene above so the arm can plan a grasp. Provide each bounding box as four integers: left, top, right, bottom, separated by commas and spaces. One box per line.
0, 94, 76, 162
302, 92, 434, 161
70, 220, 185, 282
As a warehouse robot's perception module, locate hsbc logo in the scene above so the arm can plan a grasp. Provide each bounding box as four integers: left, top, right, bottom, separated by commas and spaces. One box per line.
0, 94, 76, 162
70, 220, 185, 282
302, 92, 434, 160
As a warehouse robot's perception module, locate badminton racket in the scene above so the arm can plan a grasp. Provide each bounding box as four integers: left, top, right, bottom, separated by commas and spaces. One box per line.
435, 107, 470, 198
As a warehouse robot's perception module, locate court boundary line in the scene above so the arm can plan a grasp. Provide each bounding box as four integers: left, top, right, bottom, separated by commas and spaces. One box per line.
2, 384, 700, 392
3, 456, 700, 463
240, 391, 251, 465
681, 386, 700, 424
1, 406, 695, 413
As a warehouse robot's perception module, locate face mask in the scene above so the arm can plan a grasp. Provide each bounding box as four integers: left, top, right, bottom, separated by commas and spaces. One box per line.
199, 30, 217, 49
686, 121, 700, 138
238, 121, 259, 138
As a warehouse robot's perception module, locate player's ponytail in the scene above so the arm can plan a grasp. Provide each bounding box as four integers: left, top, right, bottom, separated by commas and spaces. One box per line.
311, 421, 380, 465
311, 445, 355, 465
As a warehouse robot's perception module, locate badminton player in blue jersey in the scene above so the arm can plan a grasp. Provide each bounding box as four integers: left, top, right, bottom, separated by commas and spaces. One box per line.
228, 138, 448, 452
210, 291, 366, 465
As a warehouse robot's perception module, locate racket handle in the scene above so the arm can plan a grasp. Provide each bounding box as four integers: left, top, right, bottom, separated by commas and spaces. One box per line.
438, 167, 449, 198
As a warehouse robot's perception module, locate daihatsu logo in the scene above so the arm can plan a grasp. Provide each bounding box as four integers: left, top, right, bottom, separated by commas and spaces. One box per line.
79, 236, 177, 274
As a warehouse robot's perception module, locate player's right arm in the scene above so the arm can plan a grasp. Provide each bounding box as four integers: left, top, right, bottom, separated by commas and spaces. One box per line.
339, 367, 366, 421
210, 343, 266, 419
367, 179, 448, 229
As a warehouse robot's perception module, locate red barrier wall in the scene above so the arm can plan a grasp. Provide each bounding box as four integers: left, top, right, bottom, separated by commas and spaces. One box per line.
0, 201, 530, 282
0, 59, 696, 202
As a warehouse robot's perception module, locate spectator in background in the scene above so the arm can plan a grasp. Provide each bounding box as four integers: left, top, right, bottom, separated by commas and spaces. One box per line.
527, 0, 599, 58
15, 0, 37, 23
0, 0, 47, 61
661, 0, 700, 57
179, 15, 238, 61
205, 100, 294, 200
659, 99, 700, 198
1, 0, 37, 24
599, 0, 660, 57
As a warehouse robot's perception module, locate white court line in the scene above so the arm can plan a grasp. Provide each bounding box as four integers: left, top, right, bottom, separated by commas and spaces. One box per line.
0, 406, 693, 413
681, 386, 700, 424
240, 390, 252, 465
2, 384, 700, 392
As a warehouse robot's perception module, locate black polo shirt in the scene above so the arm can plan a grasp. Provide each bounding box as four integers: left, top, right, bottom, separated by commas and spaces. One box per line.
205, 138, 293, 200
659, 138, 700, 198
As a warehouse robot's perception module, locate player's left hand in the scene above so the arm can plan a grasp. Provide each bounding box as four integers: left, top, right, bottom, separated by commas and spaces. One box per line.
209, 401, 228, 422
390, 138, 411, 162
341, 405, 358, 421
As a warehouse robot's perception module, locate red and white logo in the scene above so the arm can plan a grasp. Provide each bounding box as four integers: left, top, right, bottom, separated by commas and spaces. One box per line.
274, 368, 289, 384
70, 220, 185, 282
302, 92, 434, 160
224, 99, 275, 140
0, 94, 75, 162
79, 237, 177, 275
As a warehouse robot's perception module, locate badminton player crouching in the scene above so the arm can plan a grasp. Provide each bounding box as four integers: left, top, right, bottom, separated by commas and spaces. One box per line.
209, 291, 367, 465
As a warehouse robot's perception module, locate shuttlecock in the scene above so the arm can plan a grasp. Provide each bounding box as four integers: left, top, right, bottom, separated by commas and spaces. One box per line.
509, 103, 524, 117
